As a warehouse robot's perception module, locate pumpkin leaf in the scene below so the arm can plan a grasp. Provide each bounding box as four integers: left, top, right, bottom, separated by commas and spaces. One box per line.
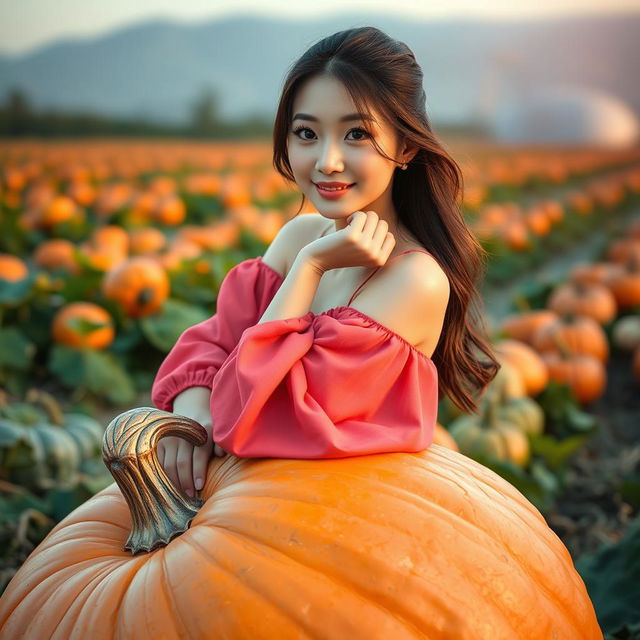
0, 275, 33, 305
528, 459, 560, 494
529, 432, 592, 470
48, 345, 85, 388
140, 298, 209, 352
565, 404, 598, 432
65, 316, 112, 336
576, 514, 640, 634
48, 345, 136, 406
0, 327, 36, 371
537, 381, 598, 437
82, 350, 136, 406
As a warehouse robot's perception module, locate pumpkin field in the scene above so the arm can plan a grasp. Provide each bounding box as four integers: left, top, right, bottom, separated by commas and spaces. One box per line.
1, 137, 640, 638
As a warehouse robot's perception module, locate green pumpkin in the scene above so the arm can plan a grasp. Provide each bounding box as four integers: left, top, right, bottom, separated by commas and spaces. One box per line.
448, 391, 531, 467
0, 391, 104, 490
498, 396, 545, 436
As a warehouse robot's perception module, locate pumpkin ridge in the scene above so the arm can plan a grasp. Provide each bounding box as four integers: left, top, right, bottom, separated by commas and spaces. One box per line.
184, 533, 362, 639
205, 517, 445, 638
158, 549, 191, 637
206, 490, 539, 636
48, 559, 130, 638
17, 556, 128, 639
399, 469, 590, 631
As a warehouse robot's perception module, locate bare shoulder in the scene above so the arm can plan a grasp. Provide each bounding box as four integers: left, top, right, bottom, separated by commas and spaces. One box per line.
405, 250, 449, 293
351, 248, 450, 355
382, 249, 450, 309
261, 213, 331, 277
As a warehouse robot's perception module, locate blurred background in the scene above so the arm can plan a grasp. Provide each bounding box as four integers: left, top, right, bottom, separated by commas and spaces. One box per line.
1, 4, 640, 637
1, 0, 639, 145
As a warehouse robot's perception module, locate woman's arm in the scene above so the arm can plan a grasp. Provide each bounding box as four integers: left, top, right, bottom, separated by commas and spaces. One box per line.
257, 251, 325, 324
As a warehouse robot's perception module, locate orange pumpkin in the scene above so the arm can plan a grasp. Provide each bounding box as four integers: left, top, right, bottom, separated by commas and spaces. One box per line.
52, 302, 115, 349
569, 261, 623, 287
129, 228, 166, 255
546, 281, 617, 325
33, 239, 80, 274
102, 257, 170, 317
606, 254, 640, 310
0, 254, 28, 282
499, 309, 558, 345
606, 238, 640, 265
154, 195, 186, 226
532, 314, 609, 363
541, 352, 606, 405
91, 225, 130, 255
40, 195, 78, 227
493, 339, 548, 396
0, 408, 602, 639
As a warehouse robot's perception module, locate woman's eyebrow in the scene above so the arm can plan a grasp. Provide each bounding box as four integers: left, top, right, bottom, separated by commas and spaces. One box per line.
292, 112, 375, 123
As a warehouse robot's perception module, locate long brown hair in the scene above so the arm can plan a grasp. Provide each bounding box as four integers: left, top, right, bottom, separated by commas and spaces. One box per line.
272, 26, 499, 413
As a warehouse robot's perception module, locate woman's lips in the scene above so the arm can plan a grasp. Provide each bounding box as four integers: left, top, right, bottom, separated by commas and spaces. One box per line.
314, 183, 355, 199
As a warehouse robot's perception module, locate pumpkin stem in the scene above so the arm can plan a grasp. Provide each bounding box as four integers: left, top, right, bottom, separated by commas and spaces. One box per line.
102, 407, 208, 554
26, 388, 65, 426
573, 280, 587, 296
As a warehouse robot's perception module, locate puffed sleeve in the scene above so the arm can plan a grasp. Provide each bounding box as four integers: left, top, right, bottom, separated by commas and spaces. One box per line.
151, 257, 284, 412
210, 306, 439, 459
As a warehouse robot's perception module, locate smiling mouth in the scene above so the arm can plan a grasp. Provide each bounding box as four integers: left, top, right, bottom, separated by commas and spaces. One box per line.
314, 183, 355, 191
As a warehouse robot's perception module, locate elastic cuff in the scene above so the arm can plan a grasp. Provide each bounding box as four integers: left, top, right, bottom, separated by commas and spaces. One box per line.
152, 368, 214, 412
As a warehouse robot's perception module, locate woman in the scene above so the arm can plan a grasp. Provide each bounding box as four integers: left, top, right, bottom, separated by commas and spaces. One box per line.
151, 26, 499, 498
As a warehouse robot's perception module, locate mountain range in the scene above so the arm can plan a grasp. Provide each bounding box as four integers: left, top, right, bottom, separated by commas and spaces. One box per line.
0, 11, 638, 126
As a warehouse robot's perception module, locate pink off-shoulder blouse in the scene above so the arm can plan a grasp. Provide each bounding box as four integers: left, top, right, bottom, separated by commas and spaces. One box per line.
151, 250, 439, 459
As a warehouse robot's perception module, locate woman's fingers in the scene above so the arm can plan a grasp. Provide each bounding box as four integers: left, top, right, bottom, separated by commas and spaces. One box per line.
192, 443, 211, 491
176, 439, 196, 496
162, 439, 181, 494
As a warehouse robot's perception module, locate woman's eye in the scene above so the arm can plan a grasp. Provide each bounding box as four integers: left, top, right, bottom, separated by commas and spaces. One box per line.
291, 126, 370, 141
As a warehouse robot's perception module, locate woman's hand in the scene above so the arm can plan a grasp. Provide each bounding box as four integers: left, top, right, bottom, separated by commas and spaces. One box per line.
299, 210, 396, 273
157, 386, 227, 498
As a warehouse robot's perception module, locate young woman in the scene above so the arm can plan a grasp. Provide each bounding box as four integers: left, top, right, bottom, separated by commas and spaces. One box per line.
151, 26, 499, 498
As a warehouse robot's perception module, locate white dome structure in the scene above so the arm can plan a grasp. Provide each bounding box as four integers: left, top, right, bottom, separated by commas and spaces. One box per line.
488, 86, 640, 147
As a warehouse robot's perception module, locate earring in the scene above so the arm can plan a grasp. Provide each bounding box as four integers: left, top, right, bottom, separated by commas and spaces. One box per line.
401, 163, 408, 170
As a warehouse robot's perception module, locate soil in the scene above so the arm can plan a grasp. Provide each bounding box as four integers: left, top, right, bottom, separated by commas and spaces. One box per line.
543, 348, 640, 560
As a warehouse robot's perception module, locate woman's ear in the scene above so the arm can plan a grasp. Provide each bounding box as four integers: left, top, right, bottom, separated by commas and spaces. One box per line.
399, 137, 419, 166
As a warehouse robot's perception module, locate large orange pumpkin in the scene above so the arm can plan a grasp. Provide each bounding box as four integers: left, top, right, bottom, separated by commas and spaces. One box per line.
102, 257, 170, 317
0, 409, 602, 639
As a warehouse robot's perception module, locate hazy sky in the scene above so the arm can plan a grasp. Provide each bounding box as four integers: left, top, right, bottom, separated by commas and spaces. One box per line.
1, 0, 638, 55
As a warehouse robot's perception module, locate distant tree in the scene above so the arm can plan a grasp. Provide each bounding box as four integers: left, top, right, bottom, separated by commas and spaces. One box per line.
1, 87, 35, 135
189, 86, 222, 136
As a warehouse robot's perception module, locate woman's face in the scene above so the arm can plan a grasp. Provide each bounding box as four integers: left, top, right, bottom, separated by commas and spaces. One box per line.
287, 74, 409, 231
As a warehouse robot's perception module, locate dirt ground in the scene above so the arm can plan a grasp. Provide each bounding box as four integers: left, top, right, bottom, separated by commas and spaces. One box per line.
544, 348, 640, 560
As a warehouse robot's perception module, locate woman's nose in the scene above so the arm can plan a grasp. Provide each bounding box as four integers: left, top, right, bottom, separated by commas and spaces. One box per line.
315, 140, 344, 173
